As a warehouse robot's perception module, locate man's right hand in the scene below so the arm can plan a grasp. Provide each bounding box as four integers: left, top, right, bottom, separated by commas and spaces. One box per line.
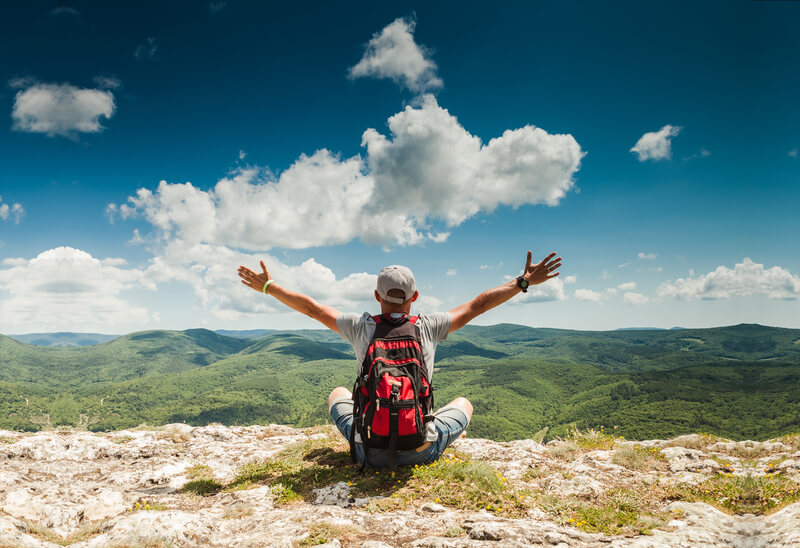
238, 260, 272, 293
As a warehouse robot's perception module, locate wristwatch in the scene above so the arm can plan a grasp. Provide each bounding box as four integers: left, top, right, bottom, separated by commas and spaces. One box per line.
516, 276, 529, 293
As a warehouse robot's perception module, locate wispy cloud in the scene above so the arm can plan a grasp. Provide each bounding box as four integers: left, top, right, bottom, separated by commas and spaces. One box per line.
209, 2, 227, 13
50, 6, 79, 17
658, 258, 800, 300
93, 76, 121, 90
684, 147, 710, 162
348, 17, 442, 93
638, 252, 657, 260
10, 81, 115, 139
789, 148, 798, 158
134, 37, 158, 62
446, 269, 457, 276
0, 196, 24, 224
630, 124, 682, 161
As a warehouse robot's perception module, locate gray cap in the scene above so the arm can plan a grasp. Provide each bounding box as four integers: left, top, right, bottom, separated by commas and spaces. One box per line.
376, 265, 416, 304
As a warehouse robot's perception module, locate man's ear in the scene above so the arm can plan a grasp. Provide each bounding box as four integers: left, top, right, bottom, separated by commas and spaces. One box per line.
374, 290, 382, 303
410, 290, 419, 303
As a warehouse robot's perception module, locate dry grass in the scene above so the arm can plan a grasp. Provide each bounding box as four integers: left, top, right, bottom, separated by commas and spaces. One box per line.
726, 442, 769, 460
612, 445, 668, 471
777, 434, 800, 452
663, 433, 723, 451
111, 435, 134, 444
222, 502, 254, 520
299, 521, 362, 546
185, 463, 214, 481
537, 484, 670, 536
564, 426, 621, 451
157, 426, 191, 444
668, 471, 800, 515
21, 517, 110, 546
546, 440, 580, 460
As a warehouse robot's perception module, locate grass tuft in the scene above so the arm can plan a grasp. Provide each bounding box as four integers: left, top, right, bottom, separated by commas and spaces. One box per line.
538, 486, 669, 535
181, 478, 222, 496
612, 445, 667, 470
299, 521, 359, 546
564, 426, 621, 451
669, 472, 800, 515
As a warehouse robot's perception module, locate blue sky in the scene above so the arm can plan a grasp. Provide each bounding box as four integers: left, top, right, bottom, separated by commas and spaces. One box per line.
0, 0, 798, 334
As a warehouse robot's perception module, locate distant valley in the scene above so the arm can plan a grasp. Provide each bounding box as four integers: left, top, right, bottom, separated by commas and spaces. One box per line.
1, 324, 799, 441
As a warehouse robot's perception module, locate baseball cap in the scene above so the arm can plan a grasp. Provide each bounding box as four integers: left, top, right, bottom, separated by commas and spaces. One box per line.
376, 265, 416, 304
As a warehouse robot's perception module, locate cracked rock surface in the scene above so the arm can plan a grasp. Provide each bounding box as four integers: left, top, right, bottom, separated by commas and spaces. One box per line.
0, 426, 798, 547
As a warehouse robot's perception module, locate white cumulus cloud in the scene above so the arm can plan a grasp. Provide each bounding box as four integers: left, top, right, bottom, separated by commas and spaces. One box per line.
657, 258, 800, 300
617, 282, 636, 291
574, 288, 605, 303
624, 292, 649, 305
348, 17, 442, 92
0, 247, 150, 332
142, 240, 386, 321
630, 124, 681, 161
114, 95, 582, 250
507, 277, 566, 304
11, 82, 116, 138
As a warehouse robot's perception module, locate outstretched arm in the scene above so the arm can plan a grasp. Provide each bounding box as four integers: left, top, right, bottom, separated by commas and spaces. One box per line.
238, 261, 341, 332
448, 251, 561, 333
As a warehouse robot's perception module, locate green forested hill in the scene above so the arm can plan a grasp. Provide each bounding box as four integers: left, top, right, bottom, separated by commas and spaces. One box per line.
0, 329, 250, 388
1, 324, 798, 440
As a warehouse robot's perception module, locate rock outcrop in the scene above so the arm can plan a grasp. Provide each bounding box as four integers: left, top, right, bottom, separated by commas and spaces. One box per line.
0, 425, 798, 547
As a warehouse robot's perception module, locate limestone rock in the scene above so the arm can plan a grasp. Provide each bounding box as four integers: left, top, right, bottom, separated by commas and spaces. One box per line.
0, 424, 798, 546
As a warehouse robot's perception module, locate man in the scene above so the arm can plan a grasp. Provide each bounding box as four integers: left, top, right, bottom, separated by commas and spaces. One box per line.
237, 250, 561, 467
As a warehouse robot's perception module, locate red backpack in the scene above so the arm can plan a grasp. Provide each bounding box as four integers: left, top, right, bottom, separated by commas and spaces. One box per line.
350, 314, 433, 468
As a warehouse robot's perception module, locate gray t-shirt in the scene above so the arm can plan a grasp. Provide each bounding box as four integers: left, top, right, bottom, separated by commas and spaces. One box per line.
336, 312, 452, 381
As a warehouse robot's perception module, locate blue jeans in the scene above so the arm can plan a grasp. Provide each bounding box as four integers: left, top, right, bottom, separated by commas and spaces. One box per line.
330, 398, 470, 467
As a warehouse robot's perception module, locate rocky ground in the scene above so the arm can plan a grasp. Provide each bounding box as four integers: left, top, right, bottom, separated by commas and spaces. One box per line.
1, 424, 799, 547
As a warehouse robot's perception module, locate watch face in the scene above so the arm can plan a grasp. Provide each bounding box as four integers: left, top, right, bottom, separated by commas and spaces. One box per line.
518, 277, 529, 289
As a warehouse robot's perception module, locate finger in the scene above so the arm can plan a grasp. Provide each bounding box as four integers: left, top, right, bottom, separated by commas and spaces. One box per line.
525, 250, 532, 272
542, 252, 557, 265
260, 260, 268, 275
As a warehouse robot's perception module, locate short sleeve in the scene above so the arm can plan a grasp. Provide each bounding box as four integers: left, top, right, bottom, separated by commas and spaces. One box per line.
417, 312, 451, 344
336, 312, 375, 366
336, 312, 364, 345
